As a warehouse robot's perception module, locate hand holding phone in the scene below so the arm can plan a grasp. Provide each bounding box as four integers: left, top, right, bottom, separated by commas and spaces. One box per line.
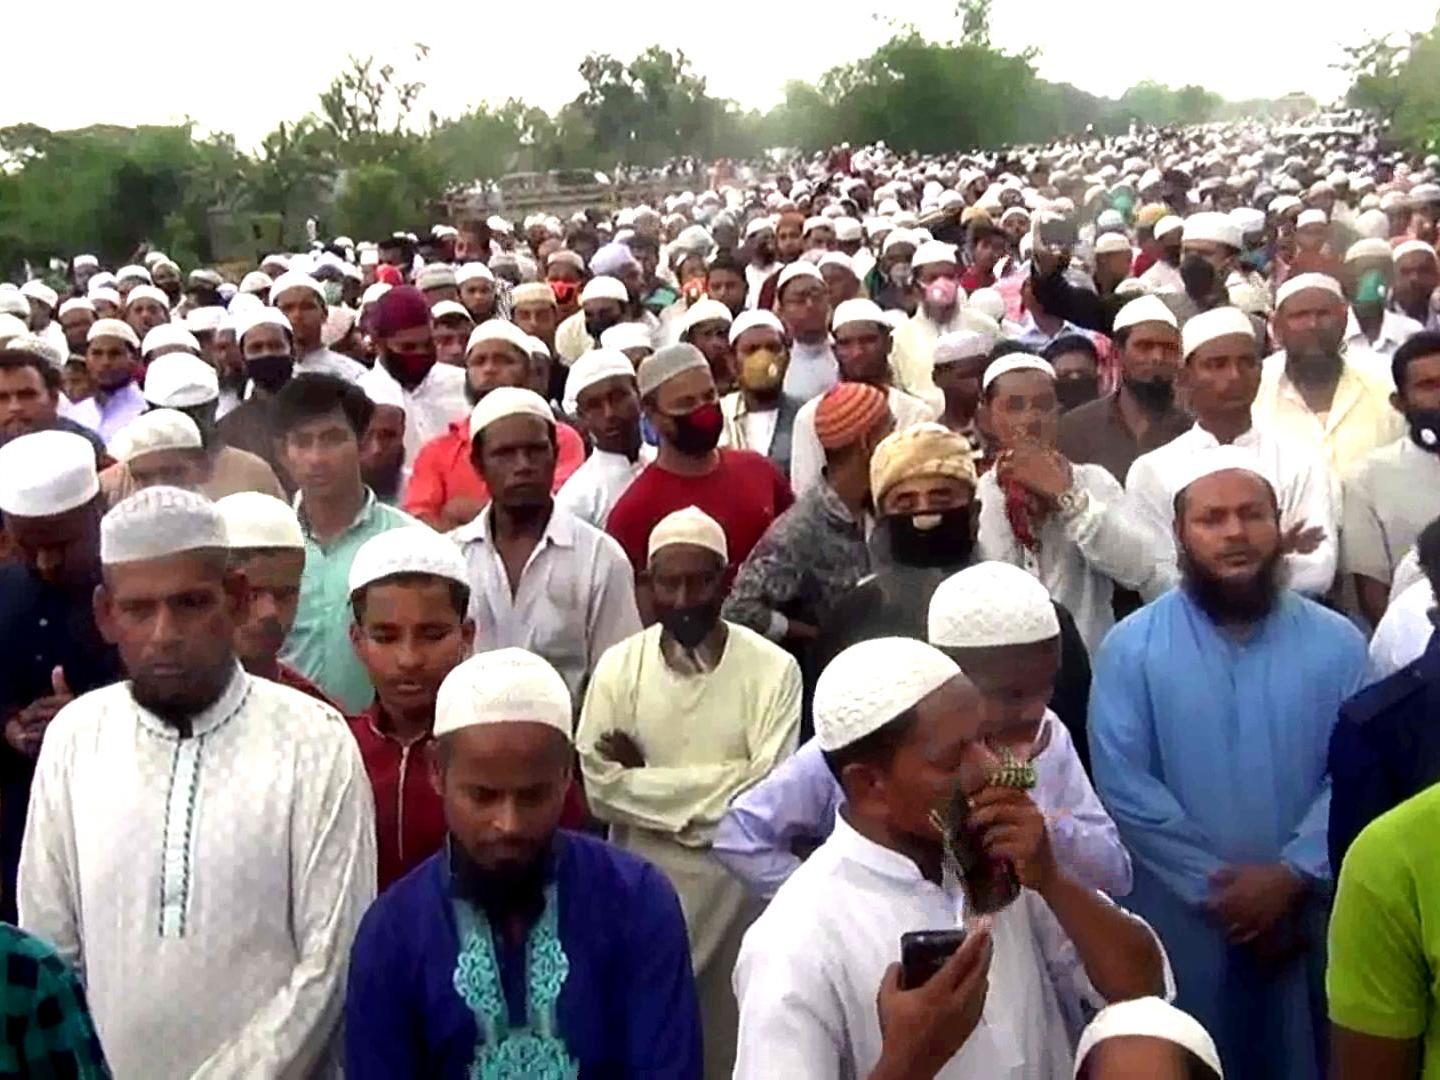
874, 922, 993, 1080
900, 929, 969, 989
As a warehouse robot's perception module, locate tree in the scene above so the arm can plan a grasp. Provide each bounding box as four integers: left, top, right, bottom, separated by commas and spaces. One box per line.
1339, 33, 1411, 123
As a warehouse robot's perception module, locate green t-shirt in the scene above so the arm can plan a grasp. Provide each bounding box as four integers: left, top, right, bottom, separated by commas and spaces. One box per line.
1329, 781, 1440, 1076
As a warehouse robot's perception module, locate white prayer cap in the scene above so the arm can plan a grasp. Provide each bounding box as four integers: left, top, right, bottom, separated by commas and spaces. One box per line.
1182, 212, 1242, 250
1345, 237, 1393, 264
813, 638, 961, 752
524, 335, 550, 361
0, 290, 27, 320
416, 264, 457, 291
1227, 278, 1271, 317
802, 215, 828, 235
268, 271, 326, 305
1112, 294, 1179, 333
73, 254, 99, 270
776, 261, 824, 296
4, 333, 63, 370
140, 323, 200, 359
86, 318, 140, 349
1153, 215, 1184, 241
967, 287, 1006, 323
679, 299, 733, 338
1354, 208, 1390, 240
933, 330, 992, 365
359, 249, 380, 268
1169, 444, 1273, 504
563, 349, 636, 413
743, 216, 774, 238
1296, 208, 1329, 230
125, 285, 169, 309
468, 386, 554, 441
1181, 306, 1256, 359
982, 354, 1054, 392
580, 276, 630, 306
0, 431, 99, 517
1393, 239, 1437, 264
107, 409, 203, 464
58, 297, 95, 320
1274, 272, 1343, 311
818, 251, 857, 276
512, 283, 557, 308
143, 353, 219, 408
832, 298, 889, 333
912, 239, 960, 269
637, 343, 709, 398
185, 306, 229, 335
239, 271, 272, 295
348, 526, 469, 595
1267, 194, 1302, 216
260, 253, 290, 273
1093, 232, 1132, 256
360, 282, 392, 307
928, 562, 1060, 649
19, 280, 58, 310
430, 300, 473, 323
433, 648, 572, 741
728, 309, 785, 346
455, 262, 494, 285
143, 251, 170, 269
834, 217, 863, 243
215, 492, 303, 550
466, 318, 532, 358
1073, 997, 1223, 1079
1229, 206, 1265, 235
0, 315, 27, 344
363, 373, 405, 412
100, 485, 227, 565
87, 286, 120, 310
115, 264, 152, 285
647, 505, 727, 564
547, 250, 586, 274
233, 306, 292, 346
601, 322, 656, 353
487, 215, 512, 234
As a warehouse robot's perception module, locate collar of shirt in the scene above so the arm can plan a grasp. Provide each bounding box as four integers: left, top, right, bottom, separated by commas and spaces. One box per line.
452, 502, 576, 552
1012, 313, 1084, 348
294, 486, 381, 544
132, 660, 249, 740
828, 810, 956, 897
814, 477, 863, 528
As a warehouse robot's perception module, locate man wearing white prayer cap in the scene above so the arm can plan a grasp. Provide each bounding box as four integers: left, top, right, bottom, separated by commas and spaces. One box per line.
57, 296, 96, 355
578, 503, 800, 1079
892, 238, 994, 407
0, 338, 106, 456
1073, 997, 1222, 1078
773, 261, 839, 403
1127, 305, 1337, 599
140, 323, 201, 361
269, 270, 365, 383
1391, 238, 1440, 330
455, 262, 498, 323
0, 429, 121, 921
676, 298, 735, 392
717, 308, 801, 476
69, 317, 146, 443
122, 284, 171, 341
733, 636, 1166, 1079
104, 408, 207, 492
429, 299, 475, 368
1091, 447, 1365, 1080
555, 350, 654, 529
346, 645, 703, 1076
18, 280, 69, 362
600, 320, 657, 365
1255, 271, 1405, 476
452, 386, 640, 701
20, 483, 376, 1078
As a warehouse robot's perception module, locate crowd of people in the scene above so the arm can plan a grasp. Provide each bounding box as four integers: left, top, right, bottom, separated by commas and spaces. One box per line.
2, 116, 1440, 1078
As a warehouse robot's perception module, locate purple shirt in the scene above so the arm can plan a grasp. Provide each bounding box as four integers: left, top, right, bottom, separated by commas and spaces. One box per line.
67, 381, 146, 444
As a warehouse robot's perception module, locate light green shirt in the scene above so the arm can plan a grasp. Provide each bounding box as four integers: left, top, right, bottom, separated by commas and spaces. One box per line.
283, 487, 419, 713
1329, 782, 1440, 1076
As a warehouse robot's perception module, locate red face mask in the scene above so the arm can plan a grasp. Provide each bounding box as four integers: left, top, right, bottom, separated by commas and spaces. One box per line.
550, 280, 580, 305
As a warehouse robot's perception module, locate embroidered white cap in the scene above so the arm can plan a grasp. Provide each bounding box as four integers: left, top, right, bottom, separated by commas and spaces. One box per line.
107, 409, 203, 464
928, 562, 1060, 649
100, 486, 228, 565
348, 526, 469, 594
814, 638, 962, 752
434, 648, 573, 740
648, 505, 727, 564
215, 492, 303, 550
0, 431, 99, 517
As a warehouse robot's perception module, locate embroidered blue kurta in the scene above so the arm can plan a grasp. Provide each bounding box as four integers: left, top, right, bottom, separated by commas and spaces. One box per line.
1089, 588, 1366, 1080
344, 832, 703, 1079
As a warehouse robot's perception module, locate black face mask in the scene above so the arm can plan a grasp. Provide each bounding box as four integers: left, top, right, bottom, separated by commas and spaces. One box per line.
882, 507, 975, 569
585, 315, 621, 341
1179, 254, 1219, 300
1055, 375, 1100, 411
1123, 374, 1176, 413
1408, 409, 1440, 454
658, 599, 722, 650
665, 401, 724, 456
245, 354, 294, 393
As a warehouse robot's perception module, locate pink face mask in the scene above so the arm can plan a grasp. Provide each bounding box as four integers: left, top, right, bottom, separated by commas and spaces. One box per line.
925, 276, 960, 309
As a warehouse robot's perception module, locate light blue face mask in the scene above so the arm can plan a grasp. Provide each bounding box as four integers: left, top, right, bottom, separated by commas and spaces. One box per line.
1240, 248, 1269, 271
322, 280, 344, 306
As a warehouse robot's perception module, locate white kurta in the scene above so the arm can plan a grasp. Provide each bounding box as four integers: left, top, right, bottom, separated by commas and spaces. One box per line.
359, 361, 469, 469
19, 667, 377, 1080
789, 385, 938, 496
554, 444, 656, 528
295, 346, 367, 383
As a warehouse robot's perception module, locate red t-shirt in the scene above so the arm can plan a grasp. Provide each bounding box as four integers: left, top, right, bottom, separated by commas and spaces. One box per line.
605, 448, 794, 583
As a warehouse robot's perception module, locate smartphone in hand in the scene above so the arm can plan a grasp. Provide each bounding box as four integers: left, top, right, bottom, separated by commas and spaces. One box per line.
899, 928, 969, 990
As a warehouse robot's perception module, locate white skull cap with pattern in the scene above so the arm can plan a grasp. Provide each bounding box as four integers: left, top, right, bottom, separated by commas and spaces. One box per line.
679, 299, 733, 338
928, 562, 1060, 649
100, 486, 227, 565
1274, 272, 1343, 311
184, 306, 228, 334
1168, 444, 1274, 504
1112, 294, 1178, 333
580, 276, 630, 306
232, 306, 292, 347
600, 322, 655, 354
1073, 997, 1222, 1078
107, 409, 203, 464
911, 239, 961, 269
0, 431, 99, 517
564, 349, 635, 414
215, 492, 303, 550
434, 648, 573, 740
648, 505, 727, 564
813, 637, 961, 752
637, 343, 709, 398
58, 297, 95, 319
87, 318, 140, 350
19, 280, 58, 311
1181, 306, 1256, 359
469, 386, 554, 441
115, 264, 152, 285
728, 309, 785, 346
141, 323, 201, 359
348, 526, 469, 594
466, 318, 532, 358
268, 271, 327, 307
124, 284, 170, 310
934, 330, 993, 366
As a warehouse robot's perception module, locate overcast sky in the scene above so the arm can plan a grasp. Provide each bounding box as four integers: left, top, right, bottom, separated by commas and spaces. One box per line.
7, 1, 1437, 148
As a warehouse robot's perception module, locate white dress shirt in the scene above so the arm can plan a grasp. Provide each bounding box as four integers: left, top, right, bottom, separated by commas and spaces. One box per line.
1366, 579, 1436, 684
789, 385, 938, 496
732, 814, 1170, 1079
784, 338, 839, 403
453, 503, 642, 700
1124, 423, 1338, 596
19, 666, 376, 1079
358, 361, 469, 468
554, 444, 656, 528
1344, 306, 1423, 373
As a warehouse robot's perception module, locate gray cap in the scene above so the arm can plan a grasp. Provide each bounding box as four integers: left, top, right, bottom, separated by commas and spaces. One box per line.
636, 343, 710, 398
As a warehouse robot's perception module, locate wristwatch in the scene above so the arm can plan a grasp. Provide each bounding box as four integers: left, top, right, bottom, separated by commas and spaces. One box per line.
1055, 483, 1088, 518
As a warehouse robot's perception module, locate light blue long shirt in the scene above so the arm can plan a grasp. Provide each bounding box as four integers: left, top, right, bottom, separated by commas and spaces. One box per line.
1090, 587, 1365, 1080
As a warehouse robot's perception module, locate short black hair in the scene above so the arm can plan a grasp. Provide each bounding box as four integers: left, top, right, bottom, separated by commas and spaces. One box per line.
272, 373, 374, 440
1417, 516, 1440, 598
821, 707, 918, 792
1042, 334, 1099, 365
0, 349, 61, 393
1391, 330, 1440, 396
351, 572, 470, 623
970, 222, 1006, 246
706, 250, 745, 278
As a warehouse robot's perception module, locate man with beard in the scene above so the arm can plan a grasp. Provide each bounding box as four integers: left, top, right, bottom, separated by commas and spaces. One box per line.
0, 432, 121, 923
19, 485, 376, 1078
359, 382, 407, 505
607, 344, 793, 597
1128, 306, 1336, 598
579, 507, 800, 1079
0, 344, 105, 456
69, 318, 146, 442
773, 262, 838, 403
453, 387, 639, 702
743, 218, 780, 309
1091, 449, 1366, 1080
57, 297, 95, 356
790, 299, 937, 496
1138, 216, 1184, 294
555, 349, 655, 528
1253, 273, 1404, 476
891, 241, 992, 408
429, 300, 474, 367
456, 262, 500, 323
403, 320, 585, 530
358, 286, 468, 473
214, 491, 334, 707
1343, 331, 1440, 626
217, 307, 299, 488
718, 310, 802, 477
344, 648, 702, 1078
1059, 296, 1190, 484
149, 260, 183, 310
1390, 240, 1440, 330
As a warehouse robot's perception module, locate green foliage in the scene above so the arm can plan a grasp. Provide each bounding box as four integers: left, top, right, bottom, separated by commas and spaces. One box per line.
1341, 17, 1440, 151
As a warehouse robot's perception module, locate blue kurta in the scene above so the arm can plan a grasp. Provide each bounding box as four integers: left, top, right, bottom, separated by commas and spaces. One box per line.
344, 832, 703, 1079
1089, 588, 1365, 1080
